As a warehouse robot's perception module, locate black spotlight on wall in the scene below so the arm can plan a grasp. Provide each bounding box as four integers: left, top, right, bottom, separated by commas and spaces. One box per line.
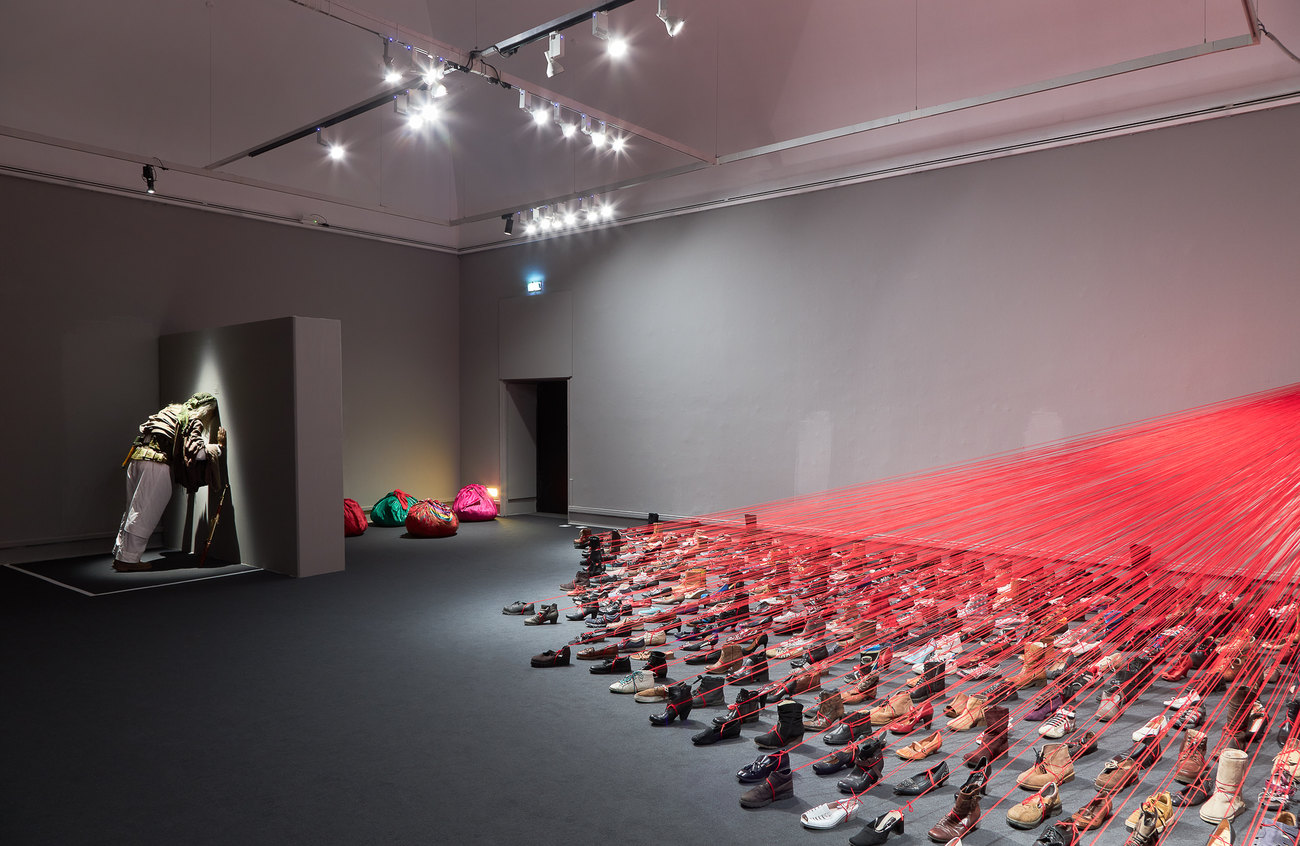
141, 164, 156, 194
502, 213, 515, 235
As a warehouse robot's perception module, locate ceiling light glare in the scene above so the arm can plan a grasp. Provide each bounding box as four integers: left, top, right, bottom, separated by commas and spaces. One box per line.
328, 144, 345, 161
601, 204, 615, 220
610, 135, 626, 152
553, 102, 576, 137
407, 111, 425, 130
607, 37, 629, 58
532, 105, 550, 126
562, 206, 577, 226
524, 221, 538, 236
657, 0, 685, 37
383, 64, 401, 84
584, 118, 607, 148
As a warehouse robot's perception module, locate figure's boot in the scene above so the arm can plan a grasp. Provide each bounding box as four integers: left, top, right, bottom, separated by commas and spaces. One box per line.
754, 699, 806, 749
641, 650, 669, 680
804, 690, 845, 732
707, 644, 744, 675
1199, 749, 1250, 823
649, 682, 694, 726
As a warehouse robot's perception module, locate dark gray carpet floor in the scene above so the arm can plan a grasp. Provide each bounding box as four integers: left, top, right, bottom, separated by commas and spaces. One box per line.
0, 515, 1289, 846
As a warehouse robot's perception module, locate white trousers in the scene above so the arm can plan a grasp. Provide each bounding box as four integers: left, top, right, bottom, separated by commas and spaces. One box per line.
112, 460, 172, 563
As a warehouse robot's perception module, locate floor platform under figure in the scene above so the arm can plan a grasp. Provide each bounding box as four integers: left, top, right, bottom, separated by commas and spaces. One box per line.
4, 550, 260, 596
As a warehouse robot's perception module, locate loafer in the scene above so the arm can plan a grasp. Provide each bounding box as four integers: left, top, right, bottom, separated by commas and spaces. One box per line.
576, 644, 618, 660
589, 656, 630, 675
894, 760, 950, 796
801, 796, 863, 830
738, 750, 788, 784
529, 645, 570, 668
502, 601, 535, 615
823, 711, 875, 746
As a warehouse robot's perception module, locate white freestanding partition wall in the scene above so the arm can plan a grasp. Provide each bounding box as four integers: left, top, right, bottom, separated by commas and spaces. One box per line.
159, 316, 345, 578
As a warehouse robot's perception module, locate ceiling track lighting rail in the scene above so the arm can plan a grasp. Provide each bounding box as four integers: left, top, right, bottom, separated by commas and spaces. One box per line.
472, 0, 636, 59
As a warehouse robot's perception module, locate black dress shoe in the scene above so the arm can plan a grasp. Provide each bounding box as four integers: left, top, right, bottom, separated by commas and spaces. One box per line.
893, 760, 949, 796
589, 656, 631, 675
823, 710, 875, 745
529, 645, 570, 668
681, 635, 719, 653
737, 750, 788, 783
837, 753, 884, 794
812, 742, 860, 775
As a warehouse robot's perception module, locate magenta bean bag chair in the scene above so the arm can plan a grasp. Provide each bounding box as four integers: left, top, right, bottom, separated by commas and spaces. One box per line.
453, 484, 498, 522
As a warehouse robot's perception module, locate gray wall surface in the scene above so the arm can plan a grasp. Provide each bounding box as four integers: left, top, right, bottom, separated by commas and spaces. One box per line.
0, 178, 458, 561
459, 104, 1300, 523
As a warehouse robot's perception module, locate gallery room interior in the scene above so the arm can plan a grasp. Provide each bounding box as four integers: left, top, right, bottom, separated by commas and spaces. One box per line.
3, 1, 1300, 845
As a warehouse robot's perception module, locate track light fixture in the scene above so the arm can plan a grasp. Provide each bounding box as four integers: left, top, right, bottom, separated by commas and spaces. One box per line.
592, 10, 628, 58
382, 39, 401, 84
316, 128, 345, 160
656, 0, 685, 37
519, 90, 551, 125
141, 164, 156, 194
544, 31, 565, 77
553, 103, 577, 137
421, 55, 448, 97
502, 213, 515, 235
581, 115, 607, 148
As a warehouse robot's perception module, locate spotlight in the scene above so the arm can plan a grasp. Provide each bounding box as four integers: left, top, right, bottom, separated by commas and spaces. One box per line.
316, 129, 345, 160
519, 90, 550, 126
382, 39, 402, 84
423, 56, 448, 96
582, 115, 607, 148
141, 164, 156, 194
601, 204, 615, 220
593, 11, 629, 58
544, 31, 565, 77
656, 0, 685, 36
561, 203, 577, 227
502, 213, 515, 235
553, 102, 577, 137
610, 135, 626, 153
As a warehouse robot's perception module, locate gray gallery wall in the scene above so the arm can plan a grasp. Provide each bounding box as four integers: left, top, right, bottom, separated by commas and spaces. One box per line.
458, 104, 1300, 525
0, 177, 458, 562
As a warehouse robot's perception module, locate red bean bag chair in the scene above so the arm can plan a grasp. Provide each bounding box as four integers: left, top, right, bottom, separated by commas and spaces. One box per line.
405, 498, 459, 538
344, 498, 367, 536
453, 484, 498, 522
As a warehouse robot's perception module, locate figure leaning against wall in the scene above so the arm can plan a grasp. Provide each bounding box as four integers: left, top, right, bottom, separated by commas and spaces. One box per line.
112, 392, 226, 572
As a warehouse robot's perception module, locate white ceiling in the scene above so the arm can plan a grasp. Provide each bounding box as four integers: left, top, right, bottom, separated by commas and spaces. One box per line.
1, 0, 1298, 251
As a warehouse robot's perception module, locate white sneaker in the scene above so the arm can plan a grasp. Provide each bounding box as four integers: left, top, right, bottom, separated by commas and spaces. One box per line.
800, 796, 863, 830
609, 669, 656, 694
1039, 708, 1076, 739
1163, 691, 1202, 709
1131, 714, 1169, 742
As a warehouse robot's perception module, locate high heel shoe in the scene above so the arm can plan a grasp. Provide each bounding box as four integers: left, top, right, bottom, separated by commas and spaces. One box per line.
849, 809, 905, 846
523, 603, 559, 625
889, 702, 935, 735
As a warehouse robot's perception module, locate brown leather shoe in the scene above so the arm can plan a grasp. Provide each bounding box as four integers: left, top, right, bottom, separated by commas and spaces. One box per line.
928, 781, 981, 841
1071, 793, 1113, 830
113, 559, 152, 572
577, 644, 619, 660
897, 729, 943, 761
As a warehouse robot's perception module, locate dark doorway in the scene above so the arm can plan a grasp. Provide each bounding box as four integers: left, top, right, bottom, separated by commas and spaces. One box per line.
535, 380, 568, 514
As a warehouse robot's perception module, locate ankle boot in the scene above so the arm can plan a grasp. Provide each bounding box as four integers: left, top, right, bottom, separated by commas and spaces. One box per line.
755, 699, 806, 749
713, 688, 764, 726
1174, 729, 1209, 783
843, 671, 879, 705
707, 643, 743, 674
1200, 748, 1250, 823
523, 603, 559, 625
927, 782, 982, 841
738, 758, 794, 808
1279, 698, 1300, 747
649, 682, 694, 726
948, 695, 987, 732
964, 705, 1010, 766
871, 690, 913, 726
690, 674, 727, 708
837, 738, 886, 793
1012, 642, 1050, 688
804, 690, 845, 731
913, 660, 947, 700
641, 650, 668, 680
693, 688, 761, 745
727, 654, 769, 685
